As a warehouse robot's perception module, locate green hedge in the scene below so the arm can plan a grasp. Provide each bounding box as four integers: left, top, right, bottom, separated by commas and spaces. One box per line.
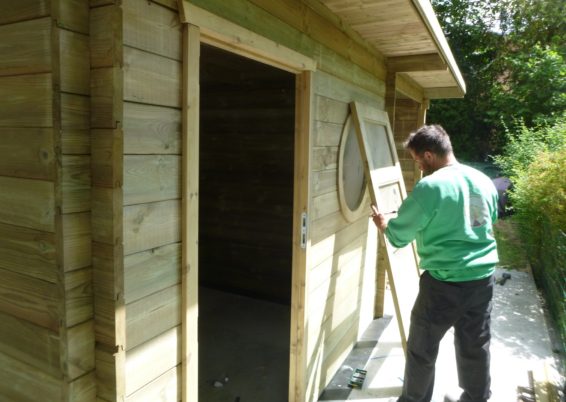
494, 116, 566, 353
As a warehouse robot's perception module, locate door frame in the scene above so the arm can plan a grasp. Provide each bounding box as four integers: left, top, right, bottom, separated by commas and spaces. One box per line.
179, 3, 315, 401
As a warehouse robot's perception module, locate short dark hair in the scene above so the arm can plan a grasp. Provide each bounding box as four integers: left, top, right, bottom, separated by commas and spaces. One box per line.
404, 124, 453, 156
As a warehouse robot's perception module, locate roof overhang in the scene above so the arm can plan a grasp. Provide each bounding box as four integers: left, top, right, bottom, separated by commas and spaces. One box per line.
320, 0, 466, 98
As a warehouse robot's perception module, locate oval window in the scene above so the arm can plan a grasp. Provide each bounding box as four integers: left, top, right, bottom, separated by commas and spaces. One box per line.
338, 115, 368, 222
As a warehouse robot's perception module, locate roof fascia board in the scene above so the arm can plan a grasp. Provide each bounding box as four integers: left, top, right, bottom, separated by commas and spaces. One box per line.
411, 0, 466, 95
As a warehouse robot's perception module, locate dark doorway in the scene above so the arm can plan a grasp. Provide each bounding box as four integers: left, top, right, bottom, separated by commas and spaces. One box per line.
198, 44, 296, 402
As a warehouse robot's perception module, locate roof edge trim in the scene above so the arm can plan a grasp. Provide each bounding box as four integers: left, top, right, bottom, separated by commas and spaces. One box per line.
411, 0, 466, 95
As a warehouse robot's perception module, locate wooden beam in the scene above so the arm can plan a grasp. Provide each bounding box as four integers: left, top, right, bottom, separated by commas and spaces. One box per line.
179, 1, 316, 73
396, 73, 424, 103
387, 53, 447, 72
289, 71, 312, 402
424, 86, 465, 99
181, 23, 200, 402
411, 0, 466, 94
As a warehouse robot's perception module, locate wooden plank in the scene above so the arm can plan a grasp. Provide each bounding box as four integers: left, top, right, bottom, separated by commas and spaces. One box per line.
0, 222, 57, 283
92, 129, 123, 188
126, 285, 181, 350
123, 46, 182, 107
0, 311, 60, 375
0, 73, 52, 128
68, 371, 97, 402
181, 2, 316, 73
65, 267, 94, 327
123, 0, 182, 60
289, 71, 311, 402
66, 320, 95, 379
123, 102, 181, 155
313, 69, 385, 102
123, 155, 181, 206
90, 4, 122, 69
62, 93, 90, 129
181, 24, 200, 402
152, 0, 178, 10
387, 53, 446, 72
96, 346, 126, 402
0, 127, 55, 180
0, 176, 55, 232
312, 146, 338, 172
125, 326, 181, 396
123, 199, 181, 255
92, 187, 122, 245
312, 169, 337, 197
63, 212, 91, 272
56, 0, 89, 34
62, 156, 91, 213
397, 73, 425, 103
315, 95, 349, 125
91, 68, 122, 129
0, 17, 51, 76
312, 191, 340, 221
0, 0, 49, 25
124, 243, 181, 304
0, 268, 59, 331
314, 121, 343, 147
60, 29, 90, 95
0, 351, 62, 402
126, 365, 180, 402
62, 129, 91, 154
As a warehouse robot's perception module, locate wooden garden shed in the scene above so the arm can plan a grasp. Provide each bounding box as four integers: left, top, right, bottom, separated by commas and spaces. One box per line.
0, 0, 465, 401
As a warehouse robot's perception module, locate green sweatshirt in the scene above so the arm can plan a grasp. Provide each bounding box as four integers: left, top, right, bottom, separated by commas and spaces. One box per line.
385, 164, 499, 282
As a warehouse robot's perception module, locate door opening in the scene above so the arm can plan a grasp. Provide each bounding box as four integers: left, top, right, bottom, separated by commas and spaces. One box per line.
198, 43, 296, 402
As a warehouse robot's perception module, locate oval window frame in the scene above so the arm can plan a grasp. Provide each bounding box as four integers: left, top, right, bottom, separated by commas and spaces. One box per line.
338, 115, 369, 222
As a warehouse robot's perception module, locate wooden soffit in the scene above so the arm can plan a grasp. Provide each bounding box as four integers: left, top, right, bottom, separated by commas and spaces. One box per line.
319, 0, 466, 98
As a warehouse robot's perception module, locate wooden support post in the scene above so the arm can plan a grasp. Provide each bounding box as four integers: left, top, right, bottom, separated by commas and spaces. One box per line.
374, 236, 388, 318
181, 23, 200, 402
385, 71, 397, 133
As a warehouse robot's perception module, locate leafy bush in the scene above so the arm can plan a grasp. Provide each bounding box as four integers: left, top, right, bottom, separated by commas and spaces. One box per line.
494, 116, 566, 351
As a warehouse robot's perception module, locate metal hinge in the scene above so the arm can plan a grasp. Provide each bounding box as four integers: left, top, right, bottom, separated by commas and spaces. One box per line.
300, 212, 308, 249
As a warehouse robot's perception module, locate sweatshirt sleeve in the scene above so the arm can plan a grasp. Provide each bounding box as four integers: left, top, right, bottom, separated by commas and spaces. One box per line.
384, 191, 432, 248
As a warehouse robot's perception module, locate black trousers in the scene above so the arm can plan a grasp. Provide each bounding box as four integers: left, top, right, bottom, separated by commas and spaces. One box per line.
398, 271, 494, 402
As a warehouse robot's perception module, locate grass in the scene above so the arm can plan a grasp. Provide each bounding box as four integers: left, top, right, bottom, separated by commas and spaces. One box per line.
493, 216, 530, 271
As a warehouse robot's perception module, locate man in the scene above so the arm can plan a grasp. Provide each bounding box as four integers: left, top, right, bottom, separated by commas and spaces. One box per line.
371, 125, 499, 402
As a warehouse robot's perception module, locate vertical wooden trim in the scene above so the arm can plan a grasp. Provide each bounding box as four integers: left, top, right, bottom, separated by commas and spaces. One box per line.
374, 239, 387, 318
384, 71, 397, 133
413, 98, 429, 185
289, 70, 311, 402
182, 23, 200, 402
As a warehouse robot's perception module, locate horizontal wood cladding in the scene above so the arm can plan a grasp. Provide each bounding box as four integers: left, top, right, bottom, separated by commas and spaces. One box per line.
0, 0, 49, 25
123, 200, 181, 255
0, 222, 57, 283
125, 285, 181, 350
123, 102, 181, 154
123, 155, 181, 206
0, 17, 51, 76
125, 365, 180, 402
0, 268, 59, 331
199, 44, 294, 303
0, 73, 53, 127
0, 311, 60, 375
0, 176, 55, 232
123, 46, 181, 107
0, 351, 62, 402
0, 128, 55, 180
304, 72, 382, 399
124, 326, 181, 397
188, 0, 386, 96
124, 243, 181, 304
122, 0, 182, 60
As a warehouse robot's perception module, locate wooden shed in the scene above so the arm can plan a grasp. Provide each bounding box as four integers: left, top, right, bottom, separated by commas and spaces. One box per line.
0, 0, 465, 401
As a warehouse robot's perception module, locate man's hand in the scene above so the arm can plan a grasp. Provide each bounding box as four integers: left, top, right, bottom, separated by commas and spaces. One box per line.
370, 204, 388, 231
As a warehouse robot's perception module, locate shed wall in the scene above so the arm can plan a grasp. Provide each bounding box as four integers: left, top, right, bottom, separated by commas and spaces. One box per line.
0, 1, 94, 401
305, 71, 382, 399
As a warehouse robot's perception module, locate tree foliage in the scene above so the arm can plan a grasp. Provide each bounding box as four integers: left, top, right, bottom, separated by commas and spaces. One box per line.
428, 0, 566, 161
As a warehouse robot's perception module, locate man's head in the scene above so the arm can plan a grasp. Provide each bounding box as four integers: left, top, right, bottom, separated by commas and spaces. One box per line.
404, 125, 455, 175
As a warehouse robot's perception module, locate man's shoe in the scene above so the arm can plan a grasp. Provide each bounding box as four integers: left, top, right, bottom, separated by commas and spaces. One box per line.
443, 393, 460, 402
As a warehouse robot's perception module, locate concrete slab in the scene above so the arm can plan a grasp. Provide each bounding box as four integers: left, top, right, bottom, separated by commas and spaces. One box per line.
319, 268, 563, 402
